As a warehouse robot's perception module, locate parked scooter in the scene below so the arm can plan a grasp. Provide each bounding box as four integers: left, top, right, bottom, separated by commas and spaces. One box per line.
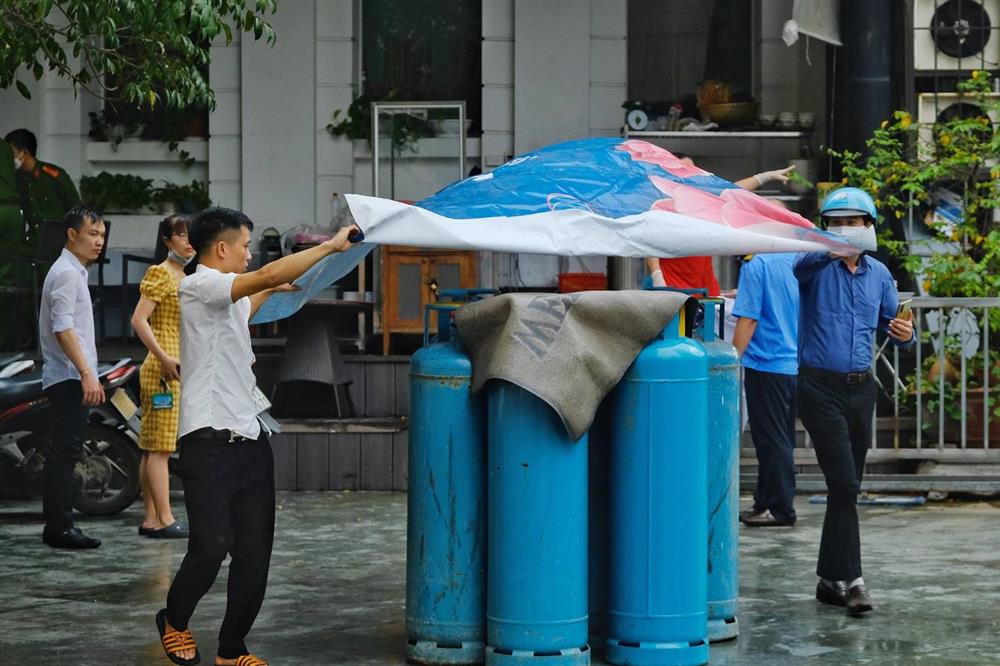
0, 354, 143, 515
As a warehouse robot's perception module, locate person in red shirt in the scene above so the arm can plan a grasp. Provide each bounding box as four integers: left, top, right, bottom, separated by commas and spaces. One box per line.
645, 154, 793, 295
650, 255, 721, 295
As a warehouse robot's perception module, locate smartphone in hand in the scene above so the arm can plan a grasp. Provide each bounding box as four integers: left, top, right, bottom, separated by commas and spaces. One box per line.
896, 298, 913, 321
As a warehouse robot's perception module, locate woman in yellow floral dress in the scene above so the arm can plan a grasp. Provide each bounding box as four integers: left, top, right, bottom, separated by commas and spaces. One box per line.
130, 215, 194, 538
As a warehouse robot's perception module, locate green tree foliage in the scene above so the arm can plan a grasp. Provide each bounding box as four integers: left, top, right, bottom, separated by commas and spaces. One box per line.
0, 0, 276, 109
827, 71, 1000, 300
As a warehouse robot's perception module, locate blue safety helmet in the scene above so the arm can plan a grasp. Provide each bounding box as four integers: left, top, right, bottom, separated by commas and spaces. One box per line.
820, 187, 877, 222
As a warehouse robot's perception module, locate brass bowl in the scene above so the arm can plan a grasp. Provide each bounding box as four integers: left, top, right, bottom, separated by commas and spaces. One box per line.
698, 102, 758, 127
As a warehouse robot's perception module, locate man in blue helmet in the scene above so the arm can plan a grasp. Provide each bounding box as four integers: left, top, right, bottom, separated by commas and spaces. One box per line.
795, 187, 914, 616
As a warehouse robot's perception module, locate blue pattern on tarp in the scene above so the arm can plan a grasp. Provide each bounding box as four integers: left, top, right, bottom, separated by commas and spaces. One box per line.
417, 137, 739, 219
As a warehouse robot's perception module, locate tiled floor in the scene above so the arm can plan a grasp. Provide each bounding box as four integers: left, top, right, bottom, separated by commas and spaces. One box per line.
2, 492, 998, 665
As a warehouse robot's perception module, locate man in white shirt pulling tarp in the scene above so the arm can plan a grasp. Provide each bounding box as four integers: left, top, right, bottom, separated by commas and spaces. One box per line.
155, 207, 358, 666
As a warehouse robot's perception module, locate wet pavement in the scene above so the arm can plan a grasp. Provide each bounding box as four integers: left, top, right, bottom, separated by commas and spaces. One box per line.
1, 492, 998, 665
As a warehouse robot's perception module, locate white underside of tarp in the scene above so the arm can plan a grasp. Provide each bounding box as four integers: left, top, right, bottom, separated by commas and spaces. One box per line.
344, 194, 839, 258
251, 194, 852, 324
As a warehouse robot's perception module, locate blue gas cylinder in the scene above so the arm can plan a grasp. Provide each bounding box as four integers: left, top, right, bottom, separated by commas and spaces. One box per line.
606, 309, 710, 666
698, 301, 741, 642
486, 381, 590, 666
587, 404, 610, 642
407, 304, 487, 665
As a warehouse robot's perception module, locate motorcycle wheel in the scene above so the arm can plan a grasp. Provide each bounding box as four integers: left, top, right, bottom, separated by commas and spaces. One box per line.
73, 423, 141, 516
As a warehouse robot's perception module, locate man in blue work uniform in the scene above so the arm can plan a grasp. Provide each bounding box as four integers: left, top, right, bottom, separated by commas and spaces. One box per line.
732, 252, 799, 527
795, 187, 914, 616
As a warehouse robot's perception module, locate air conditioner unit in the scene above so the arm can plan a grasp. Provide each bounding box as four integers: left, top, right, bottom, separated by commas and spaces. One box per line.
916, 91, 1000, 159
914, 0, 1000, 71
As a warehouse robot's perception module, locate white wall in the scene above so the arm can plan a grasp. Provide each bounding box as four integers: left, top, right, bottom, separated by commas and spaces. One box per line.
315, 0, 356, 220
209, 28, 243, 209
2, 0, 824, 292
485, 0, 625, 286
240, 2, 316, 231
514, 1, 591, 153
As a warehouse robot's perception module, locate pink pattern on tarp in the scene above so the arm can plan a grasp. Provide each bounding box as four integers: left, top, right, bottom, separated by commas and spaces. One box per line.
647, 175, 820, 230
616, 140, 712, 178
719, 187, 814, 229
649, 176, 727, 222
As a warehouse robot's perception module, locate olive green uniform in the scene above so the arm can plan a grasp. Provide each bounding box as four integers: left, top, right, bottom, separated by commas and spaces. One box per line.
15, 158, 81, 246
0, 140, 26, 278
0, 141, 27, 348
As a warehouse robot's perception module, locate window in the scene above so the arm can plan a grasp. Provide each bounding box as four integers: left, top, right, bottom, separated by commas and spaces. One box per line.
628, 0, 753, 105
95, 38, 210, 144
362, 0, 482, 133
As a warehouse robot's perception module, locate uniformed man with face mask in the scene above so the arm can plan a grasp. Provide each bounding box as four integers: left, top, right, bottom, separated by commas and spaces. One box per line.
0, 138, 24, 270
0, 139, 28, 348
794, 187, 914, 617
5, 128, 81, 248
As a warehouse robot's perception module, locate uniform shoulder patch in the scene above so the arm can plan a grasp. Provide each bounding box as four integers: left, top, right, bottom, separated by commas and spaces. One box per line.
41, 165, 60, 179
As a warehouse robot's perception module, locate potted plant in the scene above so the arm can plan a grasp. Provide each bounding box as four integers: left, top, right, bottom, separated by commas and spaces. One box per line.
151, 180, 212, 214
326, 92, 435, 153
88, 110, 144, 151
80, 171, 154, 213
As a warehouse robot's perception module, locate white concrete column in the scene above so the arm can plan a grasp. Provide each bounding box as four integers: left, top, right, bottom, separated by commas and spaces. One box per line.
759, 0, 798, 116
241, 0, 317, 232
482, 0, 515, 168
315, 0, 356, 215
210, 29, 243, 209
513, 0, 590, 154
589, 0, 627, 137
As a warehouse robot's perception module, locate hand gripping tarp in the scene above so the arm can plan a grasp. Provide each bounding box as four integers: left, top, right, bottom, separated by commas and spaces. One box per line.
252, 137, 859, 323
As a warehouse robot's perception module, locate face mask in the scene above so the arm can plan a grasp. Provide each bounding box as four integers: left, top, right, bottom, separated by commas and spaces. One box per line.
13, 157, 22, 170
828, 224, 877, 253
168, 249, 194, 266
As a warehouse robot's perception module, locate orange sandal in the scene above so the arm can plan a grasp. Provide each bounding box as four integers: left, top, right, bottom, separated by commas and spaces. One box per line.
155, 608, 201, 665
233, 656, 267, 666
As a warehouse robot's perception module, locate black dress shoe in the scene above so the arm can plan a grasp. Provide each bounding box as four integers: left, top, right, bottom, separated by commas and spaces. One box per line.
740, 509, 795, 527
43, 526, 101, 549
846, 584, 874, 616
815, 579, 848, 607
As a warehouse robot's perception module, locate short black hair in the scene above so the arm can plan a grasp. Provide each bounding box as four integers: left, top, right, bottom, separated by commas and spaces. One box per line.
5, 129, 37, 156
189, 206, 254, 258
64, 205, 104, 233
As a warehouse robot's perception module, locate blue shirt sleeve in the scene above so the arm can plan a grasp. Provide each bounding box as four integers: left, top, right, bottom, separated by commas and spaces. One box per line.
794, 252, 835, 282
732, 258, 763, 320
878, 268, 915, 348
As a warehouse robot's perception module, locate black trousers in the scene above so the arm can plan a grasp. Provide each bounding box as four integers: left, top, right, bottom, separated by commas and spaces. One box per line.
797, 374, 876, 581
744, 368, 797, 522
43, 379, 88, 532
166, 430, 275, 659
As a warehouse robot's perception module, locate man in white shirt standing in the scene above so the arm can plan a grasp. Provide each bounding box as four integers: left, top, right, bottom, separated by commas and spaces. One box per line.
38, 206, 106, 549
156, 207, 357, 666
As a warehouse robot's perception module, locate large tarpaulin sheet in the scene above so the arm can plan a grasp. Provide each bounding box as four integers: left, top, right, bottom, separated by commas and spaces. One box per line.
252, 138, 858, 323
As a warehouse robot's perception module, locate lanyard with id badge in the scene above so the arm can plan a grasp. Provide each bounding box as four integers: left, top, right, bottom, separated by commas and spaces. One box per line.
151, 379, 175, 410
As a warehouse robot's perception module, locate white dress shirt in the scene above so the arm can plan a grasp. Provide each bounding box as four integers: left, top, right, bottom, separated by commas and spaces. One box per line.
39, 248, 97, 389
178, 264, 260, 439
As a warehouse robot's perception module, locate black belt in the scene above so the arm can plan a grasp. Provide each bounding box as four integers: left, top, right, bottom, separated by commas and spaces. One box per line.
800, 366, 873, 385
184, 427, 253, 443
